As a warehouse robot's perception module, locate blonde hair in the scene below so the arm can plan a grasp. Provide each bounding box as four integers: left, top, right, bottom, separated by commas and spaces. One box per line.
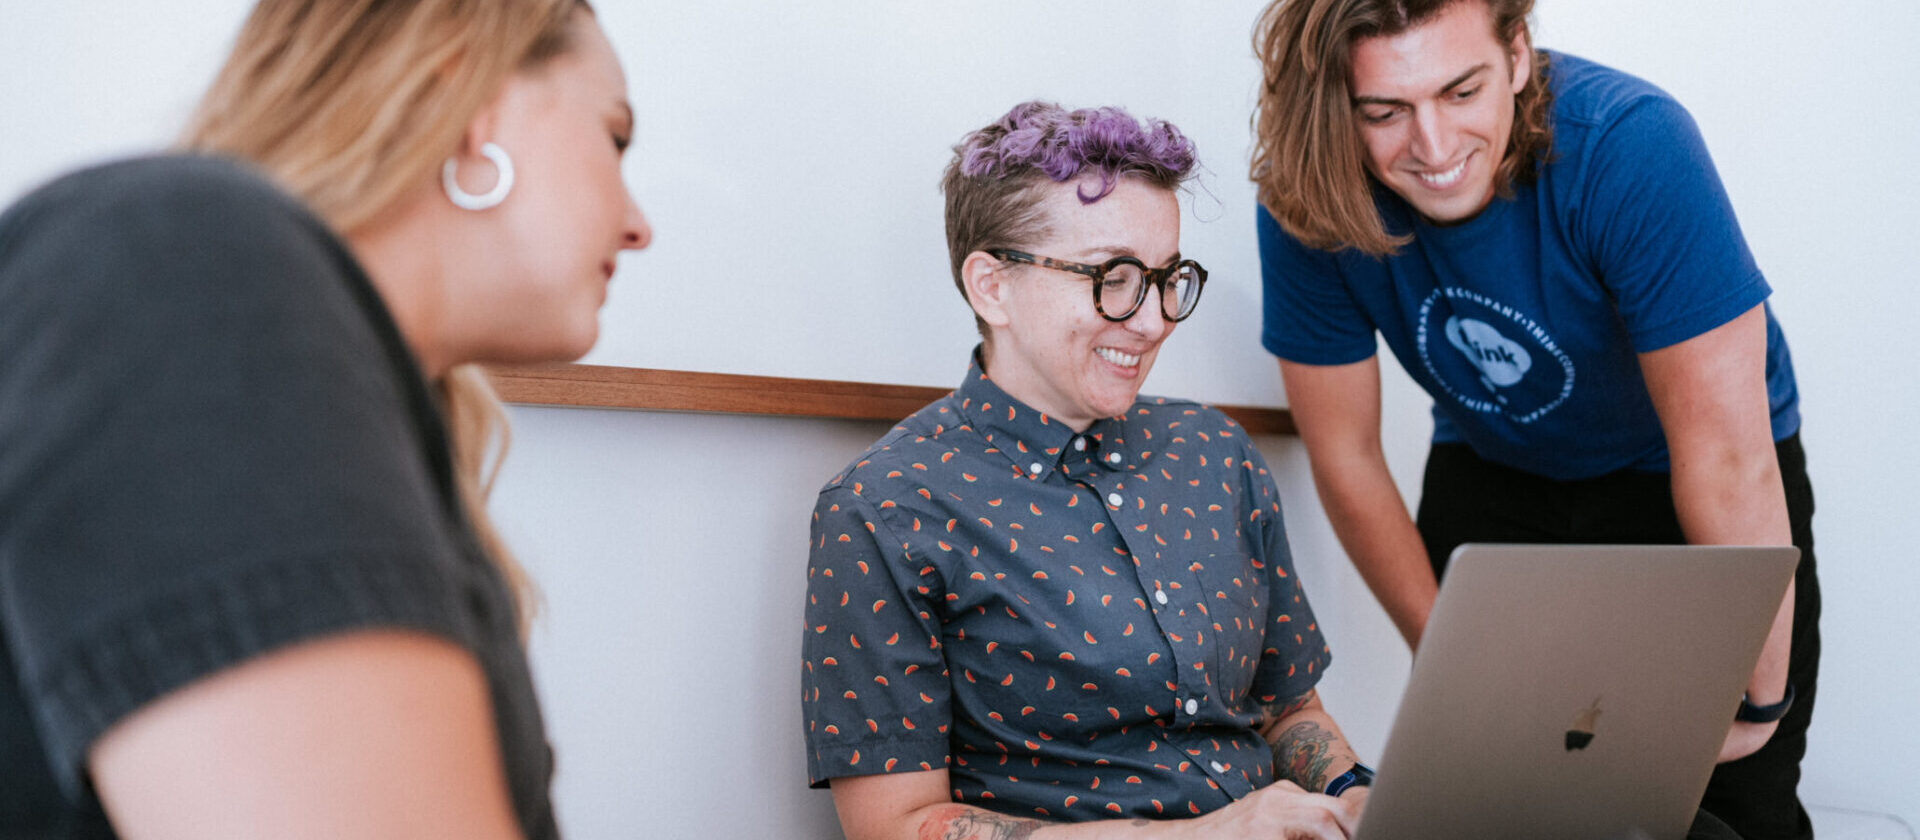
1250, 0, 1552, 256
182, 0, 591, 634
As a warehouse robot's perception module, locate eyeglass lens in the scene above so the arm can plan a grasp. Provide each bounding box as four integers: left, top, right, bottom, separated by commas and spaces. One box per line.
1098, 263, 1202, 320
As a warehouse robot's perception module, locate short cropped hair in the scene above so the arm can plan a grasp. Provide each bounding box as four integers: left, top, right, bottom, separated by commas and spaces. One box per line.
1250, 0, 1553, 256
941, 101, 1198, 333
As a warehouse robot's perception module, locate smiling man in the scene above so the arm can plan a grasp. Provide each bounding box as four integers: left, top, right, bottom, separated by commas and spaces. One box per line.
1249, 2, 1821, 839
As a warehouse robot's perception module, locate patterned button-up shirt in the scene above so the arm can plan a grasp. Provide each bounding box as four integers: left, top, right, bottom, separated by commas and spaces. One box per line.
801, 354, 1331, 821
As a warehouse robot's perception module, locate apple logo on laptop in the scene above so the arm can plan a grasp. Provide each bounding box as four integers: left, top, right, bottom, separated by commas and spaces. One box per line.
1566, 697, 1603, 751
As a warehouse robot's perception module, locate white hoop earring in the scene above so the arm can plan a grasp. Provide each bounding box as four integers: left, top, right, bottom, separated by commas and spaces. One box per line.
442, 142, 515, 211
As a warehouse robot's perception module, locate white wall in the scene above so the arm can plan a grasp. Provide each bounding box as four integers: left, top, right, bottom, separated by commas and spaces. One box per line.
594, 0, 1294, 409
4, 1, 1915, 837
1530, 3, 1920, 826
489, 406, 1419, 840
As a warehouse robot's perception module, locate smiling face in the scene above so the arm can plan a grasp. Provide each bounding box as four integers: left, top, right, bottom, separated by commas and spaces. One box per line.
463, 11, 651, 363
1347, 0, 1530, 225
969, 176, 1181, 431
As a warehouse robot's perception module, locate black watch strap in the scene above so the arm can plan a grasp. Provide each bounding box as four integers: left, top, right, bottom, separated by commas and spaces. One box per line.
1324, 762, 1376, 797
1736, 684, 1796, 724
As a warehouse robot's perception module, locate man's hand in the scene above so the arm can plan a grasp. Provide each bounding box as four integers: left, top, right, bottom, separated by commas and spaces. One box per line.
1718, 719, 1779, 763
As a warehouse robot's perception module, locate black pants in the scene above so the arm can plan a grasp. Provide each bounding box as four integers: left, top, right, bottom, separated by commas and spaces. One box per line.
1417, 435, 1822, 840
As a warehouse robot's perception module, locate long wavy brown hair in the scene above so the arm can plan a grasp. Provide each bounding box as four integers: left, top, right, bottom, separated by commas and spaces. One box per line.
1251, 0, 1553, 256
181, 0, 594, 635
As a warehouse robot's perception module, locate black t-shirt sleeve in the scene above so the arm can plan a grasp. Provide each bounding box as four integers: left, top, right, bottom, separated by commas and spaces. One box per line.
0, 157, 482, 796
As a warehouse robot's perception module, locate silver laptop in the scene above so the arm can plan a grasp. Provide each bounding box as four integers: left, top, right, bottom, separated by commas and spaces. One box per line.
1354, 544, 1799, 840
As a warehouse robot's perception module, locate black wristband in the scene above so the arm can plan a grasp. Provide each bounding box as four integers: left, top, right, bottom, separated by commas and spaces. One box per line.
1324, 762, 1376, 797
1736, 683, 1796, 724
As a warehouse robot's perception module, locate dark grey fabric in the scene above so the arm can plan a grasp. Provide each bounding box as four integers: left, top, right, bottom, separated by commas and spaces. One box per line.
0, 156, 556, 839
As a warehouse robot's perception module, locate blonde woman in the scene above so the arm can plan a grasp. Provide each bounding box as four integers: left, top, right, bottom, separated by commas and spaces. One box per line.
0, 1, 647, 837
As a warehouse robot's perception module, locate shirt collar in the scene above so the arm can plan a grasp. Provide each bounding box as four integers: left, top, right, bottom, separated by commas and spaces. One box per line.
953, 346, 1144, 478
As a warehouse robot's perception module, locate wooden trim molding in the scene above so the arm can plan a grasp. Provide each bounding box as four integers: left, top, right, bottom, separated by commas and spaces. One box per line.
487, 363, 1297, 437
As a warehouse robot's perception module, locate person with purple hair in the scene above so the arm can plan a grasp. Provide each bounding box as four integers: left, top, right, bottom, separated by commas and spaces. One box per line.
800, 101, 1373, 840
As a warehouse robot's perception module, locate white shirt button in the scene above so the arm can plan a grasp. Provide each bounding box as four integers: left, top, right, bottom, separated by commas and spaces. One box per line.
1029, 462, 1043, 475
1107, 492, 1124, 507
1210, 761, 1226, 773
1184, 698, 1199, 715
1154, 590, 1169, 605
1107, 452, 1122, 465
1073, 437, 1087, 451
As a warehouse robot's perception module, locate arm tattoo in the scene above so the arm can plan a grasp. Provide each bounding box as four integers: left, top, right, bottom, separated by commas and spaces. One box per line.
921, 806, 1045, 840
1272, 720, 1340, 792
1268, 693, 1315, 720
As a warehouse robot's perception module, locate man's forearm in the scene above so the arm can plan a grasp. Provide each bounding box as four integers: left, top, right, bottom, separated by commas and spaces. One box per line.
1747, 581, 1794, 699
1279, 357, 1436, 649
916, 804, 1157, 840
1642, 306, 1794, 700
836, 771, 1182, 840
1312, 455, 1437, 649
1260, 693, 1362, 793
1270, 719, 1352, 792
920, 805, 1047, 840
1669, 447, 1794, 696
1669, 447, 1796, 762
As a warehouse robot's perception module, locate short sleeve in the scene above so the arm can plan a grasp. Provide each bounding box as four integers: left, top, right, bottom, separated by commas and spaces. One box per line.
1239, 440, 1330, 704
1258, 204, 1379, 365
800, 486, 953, 787
1576, 97, 1770, 352
0, 158, 480, 796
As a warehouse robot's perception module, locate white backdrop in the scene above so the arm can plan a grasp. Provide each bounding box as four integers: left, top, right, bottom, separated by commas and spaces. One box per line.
3, 1, 1915, 836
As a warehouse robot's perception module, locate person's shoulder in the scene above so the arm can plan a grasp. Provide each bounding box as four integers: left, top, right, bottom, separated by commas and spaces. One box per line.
1544, 50, 1685, 131
1128, 395, 1273, 482
1, 155, 360, 320
1257, 201, 1337, 263
1127, 394, 1244, 436
1, 155, 343, 290
42, 154, 276, 198
816, 391, 969, 496
4, 155, 312, 237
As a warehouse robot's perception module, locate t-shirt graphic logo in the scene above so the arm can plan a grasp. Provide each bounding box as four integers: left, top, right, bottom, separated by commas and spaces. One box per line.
1416, 287, 1575, 425
1445, 316, 1532, 394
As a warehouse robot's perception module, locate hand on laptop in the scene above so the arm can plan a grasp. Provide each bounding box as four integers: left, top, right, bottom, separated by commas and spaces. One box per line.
1719, 719, 1779, 763
1174, 780, 1363, 839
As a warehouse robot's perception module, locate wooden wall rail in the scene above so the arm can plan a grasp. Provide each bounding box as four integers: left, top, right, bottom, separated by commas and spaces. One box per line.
487, 363, 1297, 437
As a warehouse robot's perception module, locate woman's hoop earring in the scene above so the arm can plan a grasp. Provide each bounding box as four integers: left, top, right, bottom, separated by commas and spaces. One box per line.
442, 142, 515, 211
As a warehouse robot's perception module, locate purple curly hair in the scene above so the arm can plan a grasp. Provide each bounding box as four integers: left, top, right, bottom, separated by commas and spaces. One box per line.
956, 101, 1197, 203
942, 101, 1199, 333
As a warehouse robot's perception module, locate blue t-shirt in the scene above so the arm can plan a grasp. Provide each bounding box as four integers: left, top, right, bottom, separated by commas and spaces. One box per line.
1259, 50, 1799, 480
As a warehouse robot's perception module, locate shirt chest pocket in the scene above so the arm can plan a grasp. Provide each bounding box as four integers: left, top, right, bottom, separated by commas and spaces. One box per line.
1179, 549, 1271, 701
938, 555, 1183, 726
